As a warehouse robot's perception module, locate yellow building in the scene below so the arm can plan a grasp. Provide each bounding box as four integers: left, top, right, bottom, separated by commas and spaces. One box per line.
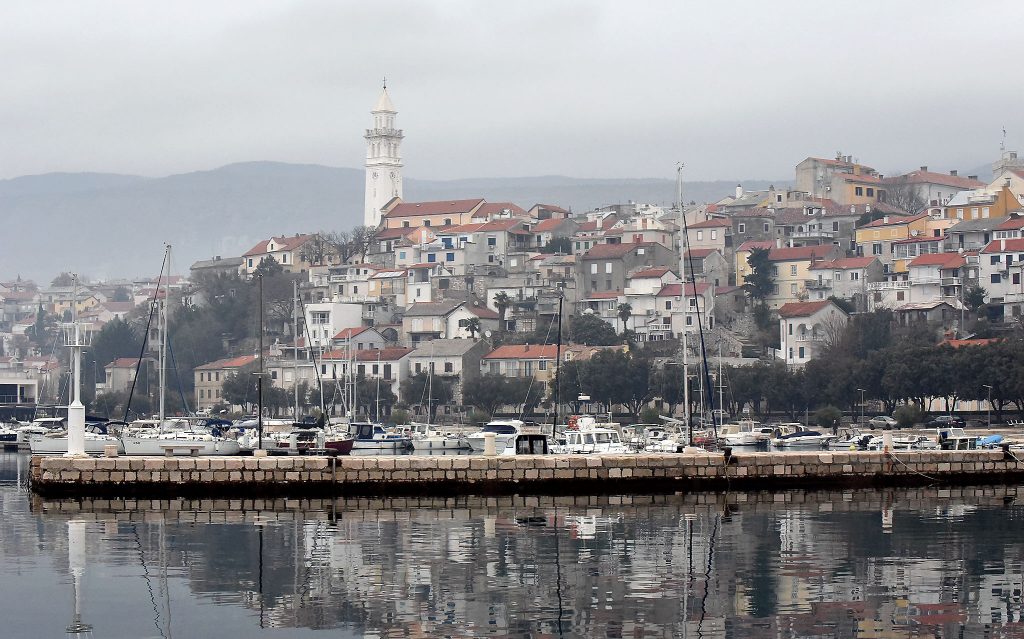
764, 245, 842, 309
855, 214, 932, 271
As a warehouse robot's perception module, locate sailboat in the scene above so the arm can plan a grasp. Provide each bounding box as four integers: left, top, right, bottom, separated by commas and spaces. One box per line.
121, 246, 240, 456
409, 341, 468, 451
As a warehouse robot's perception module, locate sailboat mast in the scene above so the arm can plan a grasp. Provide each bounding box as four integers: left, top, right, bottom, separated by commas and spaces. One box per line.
159, 245, 170, 426
293, 280, 299, 421
257, 274, 264, 450
427, 340, 434, 423
718, 342, 724, 429
552, 293, 563, 433
677, 164, 691, 444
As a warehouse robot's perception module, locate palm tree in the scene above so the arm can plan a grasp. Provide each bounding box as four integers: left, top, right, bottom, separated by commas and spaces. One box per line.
617, 302, 632, 334
494, 292, 511, 332
465, 316, 481, 339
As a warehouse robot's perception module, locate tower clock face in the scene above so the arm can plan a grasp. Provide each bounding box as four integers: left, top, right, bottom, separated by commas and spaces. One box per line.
390, 172, 396, 179
373, 171, 378, 179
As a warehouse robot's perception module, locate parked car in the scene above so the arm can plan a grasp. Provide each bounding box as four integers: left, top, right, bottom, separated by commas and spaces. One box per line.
926, 415, 965, 428
868, 415, 898, 429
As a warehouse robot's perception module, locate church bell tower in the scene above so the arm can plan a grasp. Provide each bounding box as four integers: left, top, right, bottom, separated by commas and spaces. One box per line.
364, 81, 404, 228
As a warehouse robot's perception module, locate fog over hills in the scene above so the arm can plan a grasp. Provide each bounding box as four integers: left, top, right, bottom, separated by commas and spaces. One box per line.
0, 161, 784, 283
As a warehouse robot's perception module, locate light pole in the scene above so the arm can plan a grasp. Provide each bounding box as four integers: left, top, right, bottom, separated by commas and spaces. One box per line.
857, 388, 865, 426
983, 384, 992, 428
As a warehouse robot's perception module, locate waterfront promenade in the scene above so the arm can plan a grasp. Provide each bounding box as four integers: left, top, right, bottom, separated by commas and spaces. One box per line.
30, 449, 1024, 498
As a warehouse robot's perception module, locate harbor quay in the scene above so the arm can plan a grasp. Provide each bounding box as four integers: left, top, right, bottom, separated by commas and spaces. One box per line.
30, 449, 1024, 498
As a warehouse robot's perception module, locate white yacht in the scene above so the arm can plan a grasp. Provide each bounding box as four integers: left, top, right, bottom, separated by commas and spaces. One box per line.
718, 419, 770, 447
16, 417, 66, 449
466, 419, 550, 455
121, 428, 241, 456
771, 427, 836, 449
29, 427, 124, 455
348, 422, 413, 451
553, 416, 627, 454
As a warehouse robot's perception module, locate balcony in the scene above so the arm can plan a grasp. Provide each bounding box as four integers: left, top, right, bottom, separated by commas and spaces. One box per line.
940, 277, 962, 287
867, 280, 911, 291
804, 278, 833, 290
795, 334, 825, 342
1004, 292, 1024, 303
791, 230, 836, 239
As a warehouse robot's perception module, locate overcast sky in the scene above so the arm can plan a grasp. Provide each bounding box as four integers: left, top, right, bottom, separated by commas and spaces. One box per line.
3, 1, 1022, 182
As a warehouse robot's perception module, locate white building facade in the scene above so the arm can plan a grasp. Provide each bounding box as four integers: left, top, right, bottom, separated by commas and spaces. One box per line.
364, 85, 404, 228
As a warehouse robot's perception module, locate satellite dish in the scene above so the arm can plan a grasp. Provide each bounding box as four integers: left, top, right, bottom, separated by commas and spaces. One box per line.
484, 330, 492, 338
438, 333, 446, 339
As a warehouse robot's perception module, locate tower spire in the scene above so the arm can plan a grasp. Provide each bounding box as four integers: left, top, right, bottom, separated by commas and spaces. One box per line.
364, 84, 404, 227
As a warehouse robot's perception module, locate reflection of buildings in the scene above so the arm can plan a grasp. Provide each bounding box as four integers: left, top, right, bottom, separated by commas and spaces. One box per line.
7, 464, 1024, 638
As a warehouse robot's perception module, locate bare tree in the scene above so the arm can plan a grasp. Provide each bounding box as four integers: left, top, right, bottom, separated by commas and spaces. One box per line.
299, 233, 335, 266
881, 175, 926, 215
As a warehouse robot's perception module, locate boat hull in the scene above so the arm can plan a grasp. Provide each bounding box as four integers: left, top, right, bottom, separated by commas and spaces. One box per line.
411, 436, 467, 451
121, 436, 241, 456
350, 438, 411, 451
29, 436, 124, 455
467, 434, 515, 454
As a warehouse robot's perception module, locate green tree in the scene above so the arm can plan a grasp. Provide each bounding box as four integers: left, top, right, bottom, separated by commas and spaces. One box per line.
493, 292, 511, 331
252, 256, 284, 278
616, 303, 633, 334
964, 285, 987, 317
222, 366, 258, 412
51, 272, 75, 287
743, 248, 774, 302
569, 313, 620, 346
813, 405, 842, 431
464, 316, 481, 339
893, 404, 922, 428
463, 373, 529, 417
401, 372, 455, 421
356, 376, 398, 420
111, 287, 131, 302
539, 237, 572, 254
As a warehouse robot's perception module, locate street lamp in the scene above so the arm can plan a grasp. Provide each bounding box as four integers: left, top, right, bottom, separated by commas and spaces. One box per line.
856, 388, 866, 425
982, 384, 992, 428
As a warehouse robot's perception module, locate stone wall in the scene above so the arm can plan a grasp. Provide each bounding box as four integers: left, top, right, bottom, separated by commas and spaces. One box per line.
29, 450, 1024, 498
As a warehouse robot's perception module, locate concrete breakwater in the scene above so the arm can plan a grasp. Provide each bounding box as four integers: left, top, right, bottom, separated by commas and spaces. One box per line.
30, 449, 1024, 498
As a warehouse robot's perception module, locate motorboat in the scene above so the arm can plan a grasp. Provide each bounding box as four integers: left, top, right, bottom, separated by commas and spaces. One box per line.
866, 434, 939, 451
466, 419, 551, 455
937, 427, 976, 450
409, 422, 469, 451
719, 419, 770, 447
828, 432, 874, 450
121, 428, 242, 456
29, 425, 123, 455
16, 417, 66, 449
771, 428, 835, 449
554, 416, 627, 454
348, 422, 412, 451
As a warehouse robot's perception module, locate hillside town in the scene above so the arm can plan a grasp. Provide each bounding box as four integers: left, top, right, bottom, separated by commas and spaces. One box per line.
3, 86, 1024, 424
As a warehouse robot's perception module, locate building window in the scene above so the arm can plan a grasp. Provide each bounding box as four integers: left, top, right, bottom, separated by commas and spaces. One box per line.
696, 231, 703, 241
415, 363, 421, 373
605, 263, 612, 274
487, 236, 497, 247
790, 283, 798, 295
991, 255, 1001, 264
711, 230, 717, 240
798, 346, 805, 359
790, 265, 797, 276
444, 362, 454, 373
872, 243, 882, 255
992, 274, 1002, 284
832, 221, 839, 231
271, 370, 278, 380
444, 218, 452, 226
851, 272, 859, 280
866, 188, 874, 197
896, 291, 905, 301
665, 301, 672, 310
247, 258, 253, 268
855, 187, 864, 196
446, 252, 455, 262
399, 251, 406, 259
738, 223, 745, 234
686, 316, 693, 326
771, 266, 779, 276
590, 263, 597, 274
403, 221, 410, 228
763, 223, 770, 233
538, 360, 547, 371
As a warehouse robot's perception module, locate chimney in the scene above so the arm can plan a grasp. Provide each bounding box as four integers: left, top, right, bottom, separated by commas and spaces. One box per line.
920, 166, 928, 172
776, 238, 782, 248
1001, 239, 1007, 252
950, 169, 958, 177
883, 215, 890, 224
735, 184, 744, 199
866, 204, 872, 214
968, 175, 978, 181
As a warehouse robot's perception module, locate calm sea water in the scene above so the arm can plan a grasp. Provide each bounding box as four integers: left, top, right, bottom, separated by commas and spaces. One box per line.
2, 452, 1024, 638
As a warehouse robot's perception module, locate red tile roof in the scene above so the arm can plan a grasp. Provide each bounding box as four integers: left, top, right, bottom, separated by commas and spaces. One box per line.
583, 291, 622, 300
942, 337, 1002, 348
534, 218, 570, 232
839, 172, 882, 184
887, 170, 984, 190
909, 253, 966, 268
374, 227, 419, 240
892, 235, 945, 245
483, 344, 564, 360
474, 202, 527, 219
354, 347, 414, 362
736, 241, 774, 253
438, 219, 522, 234
995, 216, 1024, 231
582, 242, 658, 259
778, 300, 837, 318
981, 238, 1024, 253
809, 257, 876, 270
656, 283, 711, 297
385, 199, 484, 218
688, 218, 732, 229
731, 207, 776, 218
531, 203, 570, 215
468, 305, 499, 319
107, 357, 144, 368
243, 235, 313, 257
629, 267, 673, 279
767, 246, 832, 262
333, 326, 373, 340
683, 248, 718, 259
195, 355, 258, 370
860, 213, 927, 228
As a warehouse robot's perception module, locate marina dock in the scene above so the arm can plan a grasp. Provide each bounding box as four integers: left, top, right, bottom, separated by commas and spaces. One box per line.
30, 449, 1024, 498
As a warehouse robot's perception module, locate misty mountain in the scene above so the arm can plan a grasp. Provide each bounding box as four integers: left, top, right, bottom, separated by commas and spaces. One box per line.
0, 162, 784, 282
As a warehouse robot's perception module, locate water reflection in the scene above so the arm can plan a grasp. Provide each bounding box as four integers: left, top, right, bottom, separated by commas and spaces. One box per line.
4, 452, 1024, 637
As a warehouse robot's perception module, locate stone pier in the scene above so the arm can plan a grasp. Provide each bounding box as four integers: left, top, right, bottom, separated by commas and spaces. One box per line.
29, 450, 1024, 498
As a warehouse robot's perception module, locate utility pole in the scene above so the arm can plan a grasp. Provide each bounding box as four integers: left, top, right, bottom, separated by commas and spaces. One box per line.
677, 162, 691, 444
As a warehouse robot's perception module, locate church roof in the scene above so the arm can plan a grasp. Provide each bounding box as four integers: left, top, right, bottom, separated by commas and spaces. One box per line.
374, 87, 395, 113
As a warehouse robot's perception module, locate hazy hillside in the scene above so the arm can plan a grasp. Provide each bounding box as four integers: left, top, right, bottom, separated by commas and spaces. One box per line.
0, 162, 784, 282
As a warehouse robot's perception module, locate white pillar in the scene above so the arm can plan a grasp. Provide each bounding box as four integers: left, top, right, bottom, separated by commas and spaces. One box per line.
66, 323, 86, 457
66, 519, 92, 634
